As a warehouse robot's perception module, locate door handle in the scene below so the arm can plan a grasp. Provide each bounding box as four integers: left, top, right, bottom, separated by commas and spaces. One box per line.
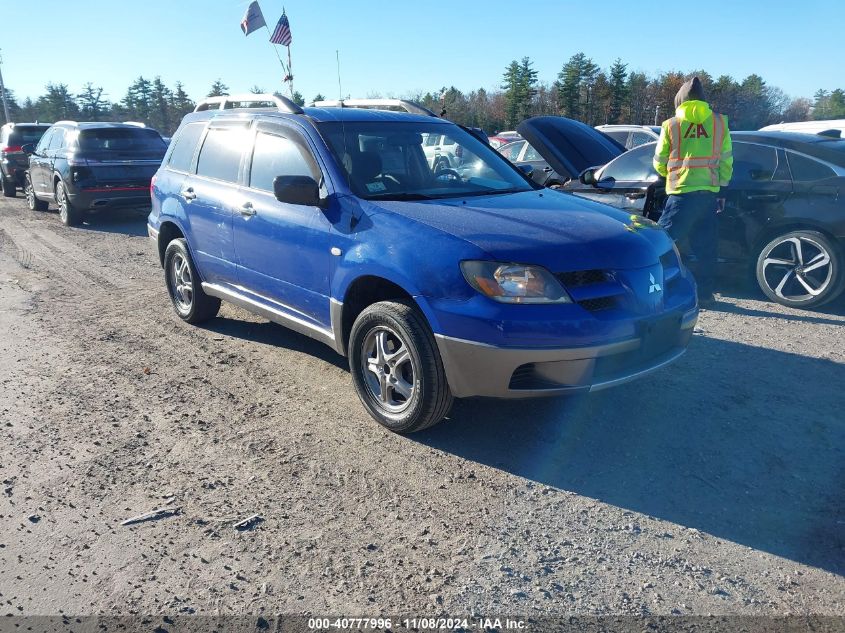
625, 192, 646, 200
542, 166, 553, 173
180, 188, 196, 201
239, 201, 256, 217
746, 194, 778, 201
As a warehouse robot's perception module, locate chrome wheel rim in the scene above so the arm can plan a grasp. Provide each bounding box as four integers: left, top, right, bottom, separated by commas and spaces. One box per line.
761, 236, 833, 302
361, 326, 416, 413
25, 180, 36, 209
170, 253, 193, 311
57, 184, 68, 222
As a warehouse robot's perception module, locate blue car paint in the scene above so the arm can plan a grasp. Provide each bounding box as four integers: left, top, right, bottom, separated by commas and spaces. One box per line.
150, 106, 698, 397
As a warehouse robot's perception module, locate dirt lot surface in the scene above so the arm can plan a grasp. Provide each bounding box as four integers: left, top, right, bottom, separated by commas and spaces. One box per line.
1, 196, 844, 618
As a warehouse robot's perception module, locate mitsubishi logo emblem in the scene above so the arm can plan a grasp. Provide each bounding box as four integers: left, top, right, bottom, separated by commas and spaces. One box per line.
648, 273, 662, 294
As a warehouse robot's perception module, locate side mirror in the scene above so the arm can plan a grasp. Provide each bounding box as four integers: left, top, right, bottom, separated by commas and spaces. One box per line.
516, 163, 534, 178
579, 167, 598, 186
273, 175, 321, 206
21, 144, 35, 155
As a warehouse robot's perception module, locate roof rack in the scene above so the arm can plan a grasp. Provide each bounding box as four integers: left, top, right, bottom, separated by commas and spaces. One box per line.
194, 93, 304, 115
310, 99, 437, 118
817, 129, 841, 138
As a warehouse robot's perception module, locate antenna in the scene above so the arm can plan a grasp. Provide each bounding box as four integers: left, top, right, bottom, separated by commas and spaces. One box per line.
336, 50, 343, 101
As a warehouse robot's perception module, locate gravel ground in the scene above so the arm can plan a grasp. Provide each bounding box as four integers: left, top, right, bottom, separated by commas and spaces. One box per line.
0, 195, 843, 618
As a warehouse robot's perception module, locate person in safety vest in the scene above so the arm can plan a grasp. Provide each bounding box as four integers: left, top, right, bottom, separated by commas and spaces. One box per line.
653, 76, 732, 307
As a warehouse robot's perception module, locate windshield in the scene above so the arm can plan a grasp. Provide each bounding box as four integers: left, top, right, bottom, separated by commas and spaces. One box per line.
317, 120, 536, 200
77, 127, 167, 154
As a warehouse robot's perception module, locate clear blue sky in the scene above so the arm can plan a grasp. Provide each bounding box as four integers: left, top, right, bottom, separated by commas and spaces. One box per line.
1, 0, 840, 105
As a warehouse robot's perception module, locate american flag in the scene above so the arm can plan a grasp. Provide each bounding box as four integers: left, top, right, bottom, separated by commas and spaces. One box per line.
270, 12, 292, 46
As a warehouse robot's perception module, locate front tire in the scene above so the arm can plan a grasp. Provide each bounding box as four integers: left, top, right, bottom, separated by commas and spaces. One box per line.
349, 300, 453, 433
56, 180, 81, 226
25, 175, 48, 211
164, 238, 220, 323
755, 230, 843, 309
1, 174, 16, 198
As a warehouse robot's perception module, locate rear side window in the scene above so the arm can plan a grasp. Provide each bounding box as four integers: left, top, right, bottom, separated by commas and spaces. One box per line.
167, 123, 205, 173
732, 143, 780, 181
196, 126, 249, 183
604, 130, 630, 146
48, 129, 66, 150
35, 129, 55, 153
249, 132, 316, 192
787, 152, 836, 181
630, 131, 655, 147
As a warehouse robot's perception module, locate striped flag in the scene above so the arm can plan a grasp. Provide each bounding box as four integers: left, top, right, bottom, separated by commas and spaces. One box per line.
240, 1, 266, 36
270, 11, 292, 46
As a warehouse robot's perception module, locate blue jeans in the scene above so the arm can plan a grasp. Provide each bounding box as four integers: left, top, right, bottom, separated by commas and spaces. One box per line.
658, 191, 718, 295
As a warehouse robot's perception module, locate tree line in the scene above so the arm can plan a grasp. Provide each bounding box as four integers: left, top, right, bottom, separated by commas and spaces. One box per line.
1, 53, 843, 135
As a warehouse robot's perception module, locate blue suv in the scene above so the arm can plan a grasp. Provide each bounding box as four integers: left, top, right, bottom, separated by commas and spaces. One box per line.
148, 95, 698, 433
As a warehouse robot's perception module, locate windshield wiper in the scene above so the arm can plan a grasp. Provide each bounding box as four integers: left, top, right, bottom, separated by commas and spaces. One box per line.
365, 192, 435, 201
458, 188, 528, 197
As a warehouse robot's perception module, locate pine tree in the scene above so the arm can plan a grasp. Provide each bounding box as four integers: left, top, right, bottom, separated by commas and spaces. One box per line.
207, 80, 229, 98
76, 83, 108, 121
608, 58, 628, 124
502, 57, 537, 128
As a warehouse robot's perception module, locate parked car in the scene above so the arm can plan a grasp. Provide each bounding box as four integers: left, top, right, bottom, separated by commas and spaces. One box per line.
0, 122, 51, 197
561, 132, 845, 308
148, 95, 698, 433
23, 121, 168, 226
498, 117, 625, 187
760, 119, 845, 137
488, 134, 521, 150
595, 124, 662, 149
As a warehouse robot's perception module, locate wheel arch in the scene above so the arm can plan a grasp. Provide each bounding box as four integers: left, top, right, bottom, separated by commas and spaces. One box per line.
157, 220, 187, 267
337, 275, 436, 357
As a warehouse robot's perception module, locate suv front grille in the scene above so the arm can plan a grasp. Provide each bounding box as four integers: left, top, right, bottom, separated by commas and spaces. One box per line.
556, 269, 623, 313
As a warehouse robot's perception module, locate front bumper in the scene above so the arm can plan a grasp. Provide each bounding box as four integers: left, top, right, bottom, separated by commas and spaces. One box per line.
434, 307, 698, 398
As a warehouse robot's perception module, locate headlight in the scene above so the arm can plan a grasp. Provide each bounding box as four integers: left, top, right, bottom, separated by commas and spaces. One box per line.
460, 261, 572, 304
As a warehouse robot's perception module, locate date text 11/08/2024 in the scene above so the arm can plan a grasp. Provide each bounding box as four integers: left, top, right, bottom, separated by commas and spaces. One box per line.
307, 617, 527, 630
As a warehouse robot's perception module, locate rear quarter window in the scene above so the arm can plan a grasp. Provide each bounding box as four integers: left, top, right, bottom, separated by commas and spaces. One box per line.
787, 152, 836, 181
167, 123, 206, 173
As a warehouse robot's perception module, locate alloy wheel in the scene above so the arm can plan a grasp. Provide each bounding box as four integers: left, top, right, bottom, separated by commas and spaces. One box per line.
170, 253, 194, 311
360, 326, 416, 413
760, 235, 833, 302
25, 180, 36, 209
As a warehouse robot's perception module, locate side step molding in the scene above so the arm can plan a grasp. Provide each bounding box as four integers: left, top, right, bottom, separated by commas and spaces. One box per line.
201, 283, 344, 354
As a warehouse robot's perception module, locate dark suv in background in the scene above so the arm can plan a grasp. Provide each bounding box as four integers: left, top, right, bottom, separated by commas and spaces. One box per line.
23, 121, 168, 226
0, 122, 51, 197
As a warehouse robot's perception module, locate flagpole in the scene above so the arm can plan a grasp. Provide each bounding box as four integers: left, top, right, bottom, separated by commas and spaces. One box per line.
263, 24, 289, 79
287, 45, 293, 99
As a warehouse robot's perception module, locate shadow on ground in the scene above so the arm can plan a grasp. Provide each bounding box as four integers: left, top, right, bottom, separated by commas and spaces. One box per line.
413, 334, 845, 575
193, 303, 844, 575
73, 211, 150, 236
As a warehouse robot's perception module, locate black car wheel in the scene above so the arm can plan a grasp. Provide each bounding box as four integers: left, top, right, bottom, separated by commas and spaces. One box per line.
56, 180, 81, 226
164, 238, 221, 323
25, 175, 48, 211
756, 230, 844, 309
1, 174, 16, 198
348, 300, 453, 433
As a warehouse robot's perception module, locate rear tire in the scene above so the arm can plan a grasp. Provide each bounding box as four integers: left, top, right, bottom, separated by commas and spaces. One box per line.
348, 300, 453, 433
755, 229, 843, 309
56, 180, 81, 226
1, 174, 16, 198
25, 175, 48, 211
164, 238, 221, 323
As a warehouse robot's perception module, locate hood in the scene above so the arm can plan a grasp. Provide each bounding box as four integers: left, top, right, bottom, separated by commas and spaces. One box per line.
675, 100, 712, 124
674, 76, 707, 108
516, 116, 625, 180
371, 190, 667, 273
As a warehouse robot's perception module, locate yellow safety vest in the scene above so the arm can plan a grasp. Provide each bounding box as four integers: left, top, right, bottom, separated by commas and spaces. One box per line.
653, 100, 733, 195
